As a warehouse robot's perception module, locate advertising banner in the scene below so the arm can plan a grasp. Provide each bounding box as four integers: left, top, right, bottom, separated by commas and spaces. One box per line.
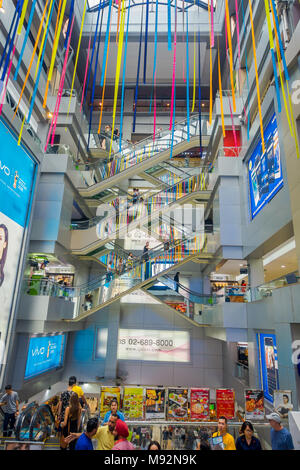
117, 329, 190, 362
216, 389, 235, 419
273, 390, 293, 419
190, 389, 210, 421
123, 387, 144, 420
145, 388, 166, 420
24, 335, 66, 380
257, 333, 279, 403
245, 389, 265, 420
248, 113, 283, 219
100, 387, 121, 417
167, 389, 189, 420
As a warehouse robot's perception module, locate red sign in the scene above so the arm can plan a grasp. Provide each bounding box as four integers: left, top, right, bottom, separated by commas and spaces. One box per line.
190, 389, 210, 420
216, 389, 235, 419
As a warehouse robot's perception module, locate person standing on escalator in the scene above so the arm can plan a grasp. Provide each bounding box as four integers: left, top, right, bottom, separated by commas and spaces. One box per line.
61, 393, 82, 451
142, 241, 150, 280
174, 272, 180, 293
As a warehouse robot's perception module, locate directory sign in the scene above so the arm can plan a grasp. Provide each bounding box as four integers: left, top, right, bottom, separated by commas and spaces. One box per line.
248, 114, 283, 219
257, 333, 279, 403
0, 120, 36, 370
117, 329, 190, 362
24, 335, 66, 380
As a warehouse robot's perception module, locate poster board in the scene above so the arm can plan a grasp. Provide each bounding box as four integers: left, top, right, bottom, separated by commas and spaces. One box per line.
100, 387, 121, 418
190, 389, 210, 421
167, 389, 189, 420
123, 387, 144, 420
216, 389, 235, 420
273, 390, 293, 419
145, 388, 166, 420
245, 389, 264, 420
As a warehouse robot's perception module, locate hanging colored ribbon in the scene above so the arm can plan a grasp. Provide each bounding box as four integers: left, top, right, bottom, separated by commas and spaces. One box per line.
143, 0, 149, 84
1, 0, 22, 88
224, 18, 238, 151
167, 0, 172, 51
100, 0, 113, 87
14, 0, 36, 80
211, 0, 214, 47
13, 0, 49, 121
88, 6, 104, 148
116, 0, 122, 43
83, 1, 102, 106
119, 0, 131, 150
67, 0, 87, 117
241, 0, 250, 140
0, 0, 22, 74
153, 71, 157, 139
198, 29, 202, 157
186, 10, 190, 141
27, 0, 55, 123
109, 0, 126, 156
133, 6, 144, 133
44, 0, 68, 101
248, 0, 265, 153
169, 0, 177, 131
263, 0, 281, 113
217, 40, 225, 138
234, 0, 240, 65
225, 0, 236, 112
17, 0, 29, 35
97, 28, 112, 134
80, 35, 92, 112
208, 0, 212, 125
0, 42, 17, 117
64, 0, 75, 49
149, 0, 158, 114
192, 31, 196, 113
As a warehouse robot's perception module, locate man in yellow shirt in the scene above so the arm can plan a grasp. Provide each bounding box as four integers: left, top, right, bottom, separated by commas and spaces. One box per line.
212, 416, 236, 450
95, 414, 118, 450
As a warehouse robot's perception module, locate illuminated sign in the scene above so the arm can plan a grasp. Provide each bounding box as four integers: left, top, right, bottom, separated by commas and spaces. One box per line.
257, 333, 279, 403
248, 114, 283, 219
117, 329, 190, 362
24, 335, 66, 380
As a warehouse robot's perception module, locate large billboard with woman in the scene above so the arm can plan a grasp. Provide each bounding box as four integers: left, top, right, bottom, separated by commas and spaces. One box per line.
0, 120, 37, 375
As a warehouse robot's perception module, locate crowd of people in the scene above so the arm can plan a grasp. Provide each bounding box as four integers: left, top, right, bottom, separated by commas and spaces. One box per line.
0, 379, 295, 451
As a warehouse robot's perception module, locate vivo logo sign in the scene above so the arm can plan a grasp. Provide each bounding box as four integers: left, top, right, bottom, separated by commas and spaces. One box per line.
0, 161, 10, 176
32, 347, 45, 357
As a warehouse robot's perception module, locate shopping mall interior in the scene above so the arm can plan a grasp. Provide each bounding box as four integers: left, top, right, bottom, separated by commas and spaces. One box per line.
0, 0, 300, 451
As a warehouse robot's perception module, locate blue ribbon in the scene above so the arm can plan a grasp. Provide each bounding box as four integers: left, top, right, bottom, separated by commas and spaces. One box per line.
0, 0, 22, 73
149, 0, 158, 113
271, 48, 281, 113
27, 0, 56, 122
143, 0, 149, 84
2, 0, 23, 85
88, 5, 104, 148
14, 0, 37, 80
100, 0, 113, 87
64, 0, 75, 49
186, 11, 190, 142
168, 0, 172, 51
83, 1, 102, 105
270, 0, 289, 81
133, 6, 144, 133
198, 29, 202, 157
119, 0, 131, 151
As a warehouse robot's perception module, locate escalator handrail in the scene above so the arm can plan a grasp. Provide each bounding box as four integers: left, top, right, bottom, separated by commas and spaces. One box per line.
161, 275, 214, 299
29, 404, 55, 442
15, 402, 39, 441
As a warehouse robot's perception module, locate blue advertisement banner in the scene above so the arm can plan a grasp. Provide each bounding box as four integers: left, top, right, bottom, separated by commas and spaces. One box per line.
257, 333, 279, 403
24, 335, 66, 380
0, 120, 36, 228
248, 114, 283, 219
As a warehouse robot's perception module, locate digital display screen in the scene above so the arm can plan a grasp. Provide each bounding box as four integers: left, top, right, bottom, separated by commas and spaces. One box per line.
117, 329, 190, 362
24, 335, 66, 380
248, 114, 283, 219
257, 333, 279, 403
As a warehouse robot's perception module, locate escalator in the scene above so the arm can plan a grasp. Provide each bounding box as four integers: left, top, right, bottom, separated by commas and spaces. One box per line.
75, 115, 212, 197
70, 171, 211, 255
26, 231, 219, 321
144, 275, 216, 327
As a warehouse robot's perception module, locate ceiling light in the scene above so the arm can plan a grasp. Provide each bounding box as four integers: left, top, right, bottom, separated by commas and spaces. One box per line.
201, 103, 205, 107
47, 112, 53, 118
281, 265, 286, 268
0, 7, 5, 13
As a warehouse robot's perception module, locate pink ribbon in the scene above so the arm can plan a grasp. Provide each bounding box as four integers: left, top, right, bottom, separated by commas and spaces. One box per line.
80, 35, 91, 112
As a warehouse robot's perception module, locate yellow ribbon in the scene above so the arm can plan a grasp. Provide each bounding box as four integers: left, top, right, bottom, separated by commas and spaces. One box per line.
46, 0, 67, 91
67, 0, 87, 117
248, 0, 265, 153
109, 0, 126, 157
17, 0, 29, 35
225, 0, 236, 112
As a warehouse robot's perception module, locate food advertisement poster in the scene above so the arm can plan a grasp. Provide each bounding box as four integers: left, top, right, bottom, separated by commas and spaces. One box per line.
145, 388, 166, 419
190, 389, 210, 420
216, 389, 235, 419
168, 389, 189, 420
123, 387, 144, 420
273, 390, 293, 419
100, 387, 121, 417
245, 390, 265, 420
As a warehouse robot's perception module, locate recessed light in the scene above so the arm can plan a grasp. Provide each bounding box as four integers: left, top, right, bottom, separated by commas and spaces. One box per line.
0, 8, 5, 14
201, 103, 205, 107
281, 265, 286, 268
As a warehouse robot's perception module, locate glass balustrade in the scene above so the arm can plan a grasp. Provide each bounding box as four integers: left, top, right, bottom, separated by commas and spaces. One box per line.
15, 403, 39, 441
29, 405, 55, 442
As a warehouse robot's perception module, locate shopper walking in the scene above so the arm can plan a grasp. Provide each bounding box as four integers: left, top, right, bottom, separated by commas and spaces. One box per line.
235, 421, 262, 450
266, 412, 294, 450
212, 416, 236, 450
0, 385, 19, 437
69, 376, 88, 409
112, 420, 135, 450
61, 393, 82, 451
102, 399, 125, 424
162, 426, 169, 449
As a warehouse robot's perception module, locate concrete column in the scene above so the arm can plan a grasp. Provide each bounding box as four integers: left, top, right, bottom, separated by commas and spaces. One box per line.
122, 89, 134, 141
248, 258, 264, 288
104, 302, 121, 380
